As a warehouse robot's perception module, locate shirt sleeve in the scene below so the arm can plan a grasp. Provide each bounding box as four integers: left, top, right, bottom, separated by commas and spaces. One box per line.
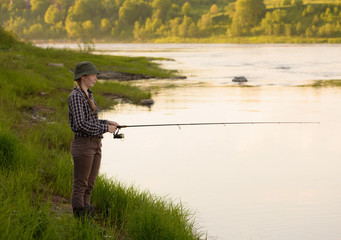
69, 93, 108, 136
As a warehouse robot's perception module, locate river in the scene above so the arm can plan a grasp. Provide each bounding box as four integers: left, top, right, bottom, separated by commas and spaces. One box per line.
38, 43, 341, 240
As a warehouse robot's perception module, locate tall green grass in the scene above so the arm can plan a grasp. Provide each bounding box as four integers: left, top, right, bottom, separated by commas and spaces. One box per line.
0, 28, 206, 239
92, 177, 205, 240
0, 170, 110, 239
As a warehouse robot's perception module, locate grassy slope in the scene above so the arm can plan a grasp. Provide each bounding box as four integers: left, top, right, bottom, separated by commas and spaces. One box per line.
0, 28, 205, 240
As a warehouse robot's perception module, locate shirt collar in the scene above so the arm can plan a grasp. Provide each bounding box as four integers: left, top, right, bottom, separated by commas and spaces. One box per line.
74, 86, 92, 97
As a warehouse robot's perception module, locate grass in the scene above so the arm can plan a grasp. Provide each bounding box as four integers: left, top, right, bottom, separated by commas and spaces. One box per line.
298, 79, 341, 87
92, 177, 204, 240
0, 28, 205, 240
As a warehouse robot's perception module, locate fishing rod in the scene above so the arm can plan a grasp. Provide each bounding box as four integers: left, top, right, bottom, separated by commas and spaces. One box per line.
113, 121, 320, 139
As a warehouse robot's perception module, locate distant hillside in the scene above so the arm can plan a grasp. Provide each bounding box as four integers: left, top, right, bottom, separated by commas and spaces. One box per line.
0, 0, 340, 43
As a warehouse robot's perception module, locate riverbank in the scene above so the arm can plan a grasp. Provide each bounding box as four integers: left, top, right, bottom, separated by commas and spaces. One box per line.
0, 28, 205, 239
31, 35, 341, 45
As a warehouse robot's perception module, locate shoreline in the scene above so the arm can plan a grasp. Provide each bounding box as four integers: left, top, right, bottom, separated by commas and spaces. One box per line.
30, 36, 341, 45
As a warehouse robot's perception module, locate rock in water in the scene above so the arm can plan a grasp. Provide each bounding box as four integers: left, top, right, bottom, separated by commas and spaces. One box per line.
232, 76, 248, 82
139, 99, 154, 106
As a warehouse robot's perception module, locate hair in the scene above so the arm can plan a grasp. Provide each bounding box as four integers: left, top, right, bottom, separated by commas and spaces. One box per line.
76, 78, 96, 114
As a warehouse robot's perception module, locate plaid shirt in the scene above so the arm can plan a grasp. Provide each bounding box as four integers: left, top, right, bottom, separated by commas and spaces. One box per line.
68, 87, 108, 138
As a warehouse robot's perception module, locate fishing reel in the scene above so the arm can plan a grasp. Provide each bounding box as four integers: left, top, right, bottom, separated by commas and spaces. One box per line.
113, 128, 124, 139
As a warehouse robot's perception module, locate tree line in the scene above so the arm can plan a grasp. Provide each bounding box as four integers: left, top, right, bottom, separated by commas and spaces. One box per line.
1, 0, 341, 42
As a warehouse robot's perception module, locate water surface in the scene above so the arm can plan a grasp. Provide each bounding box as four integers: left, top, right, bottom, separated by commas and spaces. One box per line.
97, 44, 341, 240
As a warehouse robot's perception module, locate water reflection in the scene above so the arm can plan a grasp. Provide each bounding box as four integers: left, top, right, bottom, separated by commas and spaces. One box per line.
101, 86, 341, 240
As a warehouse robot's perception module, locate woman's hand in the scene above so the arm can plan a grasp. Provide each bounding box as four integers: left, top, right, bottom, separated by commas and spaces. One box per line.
108, 125, 117, 133
107, 120, 119, 127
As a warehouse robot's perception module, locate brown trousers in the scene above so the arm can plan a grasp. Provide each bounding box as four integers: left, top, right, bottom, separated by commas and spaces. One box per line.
71, 136, 102, 209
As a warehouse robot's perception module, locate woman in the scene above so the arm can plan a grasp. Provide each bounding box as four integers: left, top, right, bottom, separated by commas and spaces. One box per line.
68, 61, 118, 217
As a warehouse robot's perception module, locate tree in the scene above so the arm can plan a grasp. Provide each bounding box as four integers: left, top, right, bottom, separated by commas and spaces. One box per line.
305, 5, 314, 15
82, 20, 95, 38
178, 15, 197, 37
168, 17, 181, 36
284, 24, 292, 36
44, 4, 64, 26
181, 2, 192, 16
4, 16, 27, 37
291, 0, 303, 10
118, 0, 152, 26
152, 0, 171, 21
133, 21, 142, 40
30, 0, 50, 16
168, 3, 180, 19
133, 17, 162, 40
179, 15, 189, 37
320, 8, 334, 23
101, 0, 118, 18
65, 18, 82, 38
210, 4, 219, 14
281, 0, 291, 6
68, 0, 102, 22
231, 0, 266, 36
318, 23, 333, 37
197, 12, 212, 36
305, 27, 313, 37
312, 14, 319, 26
100, 18, 112, 34
261, 9, 287, 36
187, 22, 198, 37
225, 2, 235, 18
261, 12, 273, 35
295, 22, 303, 35
198, 13, 212, 29
10, 0, 26, 9
25, 23, 44, 39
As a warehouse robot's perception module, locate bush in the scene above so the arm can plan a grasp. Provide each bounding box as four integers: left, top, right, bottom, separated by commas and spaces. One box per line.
0, 26, 19, 49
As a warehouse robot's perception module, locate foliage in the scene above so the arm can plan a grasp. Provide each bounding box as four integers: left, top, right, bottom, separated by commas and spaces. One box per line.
0, 26, 19, 49
231, 0, 266, 36
1, 0, 341, 42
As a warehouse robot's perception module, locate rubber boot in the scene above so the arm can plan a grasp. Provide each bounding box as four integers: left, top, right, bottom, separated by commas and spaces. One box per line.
73, 207, 86, 218
84, 205, 96, 218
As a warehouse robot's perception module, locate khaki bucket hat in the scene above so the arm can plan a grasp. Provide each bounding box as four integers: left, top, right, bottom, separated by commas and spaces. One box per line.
74, 61, 99, 80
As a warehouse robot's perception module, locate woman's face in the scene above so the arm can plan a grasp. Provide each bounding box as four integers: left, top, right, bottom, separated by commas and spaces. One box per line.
81, 74, 97, 88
